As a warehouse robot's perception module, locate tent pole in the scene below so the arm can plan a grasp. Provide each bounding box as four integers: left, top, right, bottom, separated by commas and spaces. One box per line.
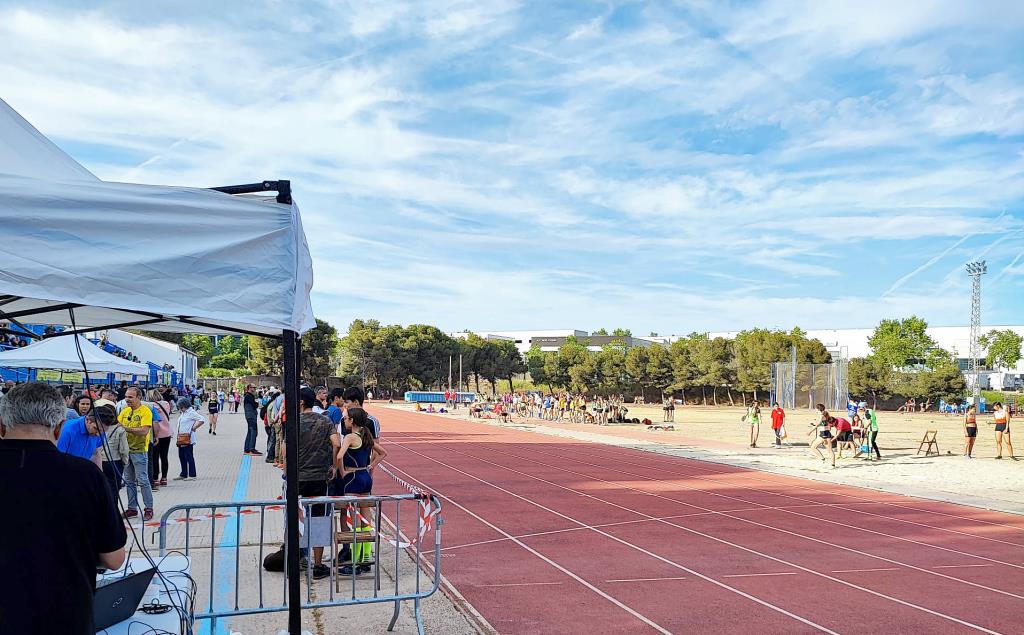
282, 330, 302, 635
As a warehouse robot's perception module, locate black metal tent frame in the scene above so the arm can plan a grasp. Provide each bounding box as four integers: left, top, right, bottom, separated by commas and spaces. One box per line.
0, 179, 307, 634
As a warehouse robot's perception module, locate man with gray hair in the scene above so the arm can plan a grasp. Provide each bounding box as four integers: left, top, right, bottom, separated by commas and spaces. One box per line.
0, 382, 126, 634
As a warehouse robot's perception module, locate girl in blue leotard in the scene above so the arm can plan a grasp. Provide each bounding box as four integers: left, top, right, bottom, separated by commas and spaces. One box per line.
337, 407, 387, 574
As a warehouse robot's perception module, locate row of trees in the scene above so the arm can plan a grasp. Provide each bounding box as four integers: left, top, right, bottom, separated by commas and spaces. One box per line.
335, 320, 526, 394
848, 317, 1022, 407
526, 328, 830, 403
158, 315, 1018, 406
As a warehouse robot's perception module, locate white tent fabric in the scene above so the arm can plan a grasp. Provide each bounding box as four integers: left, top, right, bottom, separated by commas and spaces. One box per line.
0, 97, 316, 336
0, 98, 98, 182
0, 335, 149, 374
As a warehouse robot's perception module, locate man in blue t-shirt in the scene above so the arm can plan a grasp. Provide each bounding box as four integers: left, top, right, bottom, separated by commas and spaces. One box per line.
325, 388, 345, 429
56, 402, 117, 465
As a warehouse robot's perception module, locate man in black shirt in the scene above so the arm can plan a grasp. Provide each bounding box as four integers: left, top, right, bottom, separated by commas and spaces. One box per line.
243, 384, 262, 456
0, 382, 127, 635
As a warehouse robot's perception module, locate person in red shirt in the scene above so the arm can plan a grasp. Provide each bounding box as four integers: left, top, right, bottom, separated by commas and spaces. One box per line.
832, 415, 856, 458
770, 402, 786, 448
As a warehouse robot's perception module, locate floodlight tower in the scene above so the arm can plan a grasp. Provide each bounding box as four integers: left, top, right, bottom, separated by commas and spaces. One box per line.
966, 260, 987, 404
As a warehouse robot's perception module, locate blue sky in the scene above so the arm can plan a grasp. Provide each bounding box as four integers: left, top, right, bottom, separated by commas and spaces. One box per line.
2, 1, 1023, 334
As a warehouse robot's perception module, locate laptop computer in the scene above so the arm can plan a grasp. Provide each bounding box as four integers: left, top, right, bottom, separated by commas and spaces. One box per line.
94, 567, 158, 631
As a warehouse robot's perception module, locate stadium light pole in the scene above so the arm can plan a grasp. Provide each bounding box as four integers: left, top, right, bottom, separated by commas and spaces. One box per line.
966, 260, 987, 405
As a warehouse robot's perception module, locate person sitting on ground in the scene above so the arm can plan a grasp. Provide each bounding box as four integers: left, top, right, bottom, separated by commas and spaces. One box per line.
495, 402, 511, 423
0, 382, 127, 635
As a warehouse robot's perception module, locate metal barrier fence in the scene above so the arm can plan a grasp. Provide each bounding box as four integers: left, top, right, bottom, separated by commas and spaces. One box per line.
158, 492, 442, 634
771, 360, 848, 411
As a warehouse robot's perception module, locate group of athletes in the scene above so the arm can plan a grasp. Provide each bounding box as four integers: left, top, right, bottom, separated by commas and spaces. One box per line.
473, 392, 632, 425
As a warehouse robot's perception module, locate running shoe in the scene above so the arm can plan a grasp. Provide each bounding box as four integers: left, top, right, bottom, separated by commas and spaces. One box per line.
312, 564, 331, 580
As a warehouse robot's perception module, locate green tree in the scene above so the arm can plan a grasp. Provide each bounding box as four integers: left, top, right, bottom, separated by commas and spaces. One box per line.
568, 353, 600, 393
689, 334, 735, 405
981, 329, 1023, 370
612, 328, 632, 337
525, 345, 551, 389
733, 329, 789, 402
912, 360, 967, 405
669, 338, 698, 398
302, 319, 339, 383
646, 345, 674, 398
868, 316, 940, 368
248, 336, 283, 375
625, 346, 650, 398
182, 334, 215, 367
209, 351, 245, 370
494, 340, 527, 392
848, 357, 892, 409
592, 328, 609, 335
597, 343, 627, 394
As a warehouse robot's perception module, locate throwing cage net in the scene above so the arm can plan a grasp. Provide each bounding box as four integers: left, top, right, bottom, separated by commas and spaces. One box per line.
770, 360, 848, 411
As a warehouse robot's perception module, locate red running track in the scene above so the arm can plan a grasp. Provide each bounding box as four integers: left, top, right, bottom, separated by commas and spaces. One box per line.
372, 409, 1024, 634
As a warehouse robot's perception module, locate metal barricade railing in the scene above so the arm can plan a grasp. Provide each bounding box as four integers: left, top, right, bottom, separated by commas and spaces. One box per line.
157, 492, 442, 635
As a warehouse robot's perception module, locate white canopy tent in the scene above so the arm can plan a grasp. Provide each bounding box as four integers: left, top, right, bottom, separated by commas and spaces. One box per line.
0, 96, 315, 633
0, 335, 149, 375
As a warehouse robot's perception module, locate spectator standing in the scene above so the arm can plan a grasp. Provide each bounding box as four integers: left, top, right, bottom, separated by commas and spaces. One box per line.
174, 397, 205, 480
285, 388, 340, 579
270, 389, 285, 466
118, 386, 155, 521
243, 384, 261, 455
56, 406, 109, 467
326, 388, 345, 428
233, 390, 241, 413
59, 385, 78, 421
0, 382, 127, 635
217, 389, 226, 413
148, 389, 174, 487
992, 402, 1016, 460
342, 386, 381, 438
770, 402, 785, 448
73, 394, 93, 416
97, 399, 131, 497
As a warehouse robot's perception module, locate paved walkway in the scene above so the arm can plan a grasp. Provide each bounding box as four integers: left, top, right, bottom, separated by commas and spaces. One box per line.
123, 407, 476, 635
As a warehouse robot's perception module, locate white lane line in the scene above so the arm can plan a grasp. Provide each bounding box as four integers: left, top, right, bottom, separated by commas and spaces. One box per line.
388, 450, 839, 634
381, 469, 674, 634
606, 577, 688, 583
554, 445, 1024, 569
831, 568, 900, 574
933, 564, 994, 569
477, 582, 563, 587
411, 442, 1002, 635
722, 572, 798, 578
564, 442, 1024, 536
523, 444, 1024, 579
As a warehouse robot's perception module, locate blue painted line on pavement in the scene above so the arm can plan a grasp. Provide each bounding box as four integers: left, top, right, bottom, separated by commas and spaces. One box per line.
199, 454, 252, 635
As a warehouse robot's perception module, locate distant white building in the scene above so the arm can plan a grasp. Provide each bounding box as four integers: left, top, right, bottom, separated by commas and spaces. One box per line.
450, 330, 587, 355
87, 329, 199, 386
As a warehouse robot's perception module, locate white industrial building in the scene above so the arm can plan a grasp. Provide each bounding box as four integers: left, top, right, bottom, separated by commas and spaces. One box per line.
87, 329, 199, 386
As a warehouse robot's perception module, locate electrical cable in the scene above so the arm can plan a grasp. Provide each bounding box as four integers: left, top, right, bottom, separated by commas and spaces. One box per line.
66, 308, 196, 634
